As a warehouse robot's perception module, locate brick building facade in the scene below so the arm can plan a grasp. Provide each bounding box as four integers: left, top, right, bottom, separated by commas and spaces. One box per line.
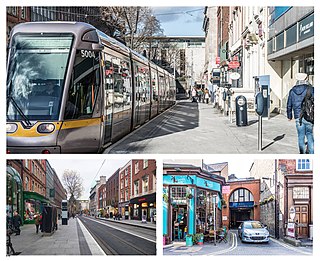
130, 160, 156, 221
119, 161, 132, 219
222, 177, 260, 229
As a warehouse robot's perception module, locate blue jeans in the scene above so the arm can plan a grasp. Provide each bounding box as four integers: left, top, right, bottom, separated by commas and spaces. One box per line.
295, 118, 314, 154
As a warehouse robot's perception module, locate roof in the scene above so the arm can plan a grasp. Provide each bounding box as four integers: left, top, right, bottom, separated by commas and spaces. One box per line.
204, 162, 228, 172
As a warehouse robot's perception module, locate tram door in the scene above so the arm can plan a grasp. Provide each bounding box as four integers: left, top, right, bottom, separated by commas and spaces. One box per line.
102, 53, 114, 145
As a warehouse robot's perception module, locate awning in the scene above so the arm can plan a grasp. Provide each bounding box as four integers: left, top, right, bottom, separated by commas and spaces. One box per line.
130, 193, 156, 204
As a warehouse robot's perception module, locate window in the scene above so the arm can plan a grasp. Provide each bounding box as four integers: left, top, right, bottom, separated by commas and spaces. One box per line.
120, 180, 124, 189
135, 162, 139, 174
142, 176, 149, 193
21, 7, 26, 19
125, 177, 128, 187
230, 188, 253, 202
125, 168, 128, 176
125, 189, 128, 201
25, 177, 29, 191
143, 159, 148, 169
134, 180, 139, 196
65, 50, 101, 119
24, 160, 29, 169
297, 159, 312, 171
293, 187, 309, 199
170, 186, 186, 200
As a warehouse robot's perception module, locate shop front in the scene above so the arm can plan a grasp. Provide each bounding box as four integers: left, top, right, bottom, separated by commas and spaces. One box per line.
119, 201, 130, 220
23, 191, 49, 224
6, 166, 23, 225
163, 173, 224, 243
130, 193, 156, 222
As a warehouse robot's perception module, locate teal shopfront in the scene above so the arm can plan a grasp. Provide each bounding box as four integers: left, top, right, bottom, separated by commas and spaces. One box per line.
6, 166, 23, 225
163, 172, 224, 243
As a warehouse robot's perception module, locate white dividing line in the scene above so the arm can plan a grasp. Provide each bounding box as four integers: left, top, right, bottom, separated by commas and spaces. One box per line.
208, 232, 238, 255
84, 217, 156, 243
77, 218, 106, 255
270, 238, 312, 255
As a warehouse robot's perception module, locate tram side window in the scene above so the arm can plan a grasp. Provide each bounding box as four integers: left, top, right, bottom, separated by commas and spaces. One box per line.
65, 50, 100, 119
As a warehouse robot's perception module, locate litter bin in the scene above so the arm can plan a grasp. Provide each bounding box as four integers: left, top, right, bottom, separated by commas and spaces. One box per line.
235, 95, 248, 126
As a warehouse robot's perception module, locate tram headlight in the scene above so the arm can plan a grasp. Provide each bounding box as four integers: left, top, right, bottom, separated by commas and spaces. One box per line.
37, 123, 55, 133
6, 123, 18, 133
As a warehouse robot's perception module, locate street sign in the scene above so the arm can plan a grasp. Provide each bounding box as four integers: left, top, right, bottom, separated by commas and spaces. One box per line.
228, 61, 240, 69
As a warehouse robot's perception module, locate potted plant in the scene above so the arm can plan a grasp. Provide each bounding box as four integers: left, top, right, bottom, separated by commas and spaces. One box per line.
193, 233, 204, 245
186, 192, 193, 199
185, 234, 193, 246
163, 193, 169, 203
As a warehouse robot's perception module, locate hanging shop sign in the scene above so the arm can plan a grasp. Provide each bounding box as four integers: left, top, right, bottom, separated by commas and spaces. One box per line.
228, 61, 240, 69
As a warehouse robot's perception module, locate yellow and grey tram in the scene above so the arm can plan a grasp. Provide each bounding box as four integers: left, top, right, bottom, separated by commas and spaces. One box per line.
6, 22, 176, 153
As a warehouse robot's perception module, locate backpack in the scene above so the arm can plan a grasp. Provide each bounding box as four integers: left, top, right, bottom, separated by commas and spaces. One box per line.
299, 86, 314, 124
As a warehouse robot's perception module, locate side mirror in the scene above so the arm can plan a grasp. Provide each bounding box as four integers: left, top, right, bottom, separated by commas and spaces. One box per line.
238, 226, 241, 230
91, 43, 104, 51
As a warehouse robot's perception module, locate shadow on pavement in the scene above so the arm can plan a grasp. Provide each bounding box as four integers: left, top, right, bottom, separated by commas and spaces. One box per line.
262, 134, 286, 151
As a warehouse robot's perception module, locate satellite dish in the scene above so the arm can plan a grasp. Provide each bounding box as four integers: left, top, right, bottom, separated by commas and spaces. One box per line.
230, 72, 240, 80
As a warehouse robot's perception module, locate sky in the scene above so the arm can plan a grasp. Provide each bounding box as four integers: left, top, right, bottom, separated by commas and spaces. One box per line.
49, 159, 129, 200
151, 6, 205, 36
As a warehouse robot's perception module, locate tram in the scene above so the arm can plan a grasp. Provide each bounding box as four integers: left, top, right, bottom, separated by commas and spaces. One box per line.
6, 22, 176, 153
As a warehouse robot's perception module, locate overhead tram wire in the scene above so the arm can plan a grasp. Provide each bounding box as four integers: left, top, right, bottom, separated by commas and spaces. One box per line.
90, 159, 106, 188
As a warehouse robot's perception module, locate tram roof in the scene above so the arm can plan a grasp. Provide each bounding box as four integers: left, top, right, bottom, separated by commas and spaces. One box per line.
10, 21, 97, 35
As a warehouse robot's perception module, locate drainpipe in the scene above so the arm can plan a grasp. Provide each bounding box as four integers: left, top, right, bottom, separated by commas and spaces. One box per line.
275, 159, 279, 239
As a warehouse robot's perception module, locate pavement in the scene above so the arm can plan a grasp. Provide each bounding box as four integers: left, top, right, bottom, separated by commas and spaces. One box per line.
163, 232, 313, 255
7, 216, 156, 255
104, 97, 300, 154
164, 232, 236, 255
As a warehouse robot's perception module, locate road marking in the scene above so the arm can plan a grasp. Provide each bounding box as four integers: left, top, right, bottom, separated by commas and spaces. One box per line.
208, 232, 238, 255
77, 218, 106, 255
83, 217, 156, 243
270, 238, 312, 255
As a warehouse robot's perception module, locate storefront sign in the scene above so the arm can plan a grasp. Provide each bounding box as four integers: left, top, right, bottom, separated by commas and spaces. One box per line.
299, 13, 314, 42
287, 222, 295, 238
229, 201, 254, 208
163, 175, 220, 192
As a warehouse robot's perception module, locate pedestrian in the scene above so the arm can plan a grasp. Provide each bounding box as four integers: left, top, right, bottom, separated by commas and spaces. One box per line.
287, 73, 314, 154
12, 211, 23, 235
197, 88, 204, 103
191, 88, 197, 103
34, 212, 41, 234
204, 88, 210, 104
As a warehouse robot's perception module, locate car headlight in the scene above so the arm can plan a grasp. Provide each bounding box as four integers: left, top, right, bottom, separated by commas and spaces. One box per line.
6, 123, 18, 133
243, 230, 250, 236
37, 123, 55, 133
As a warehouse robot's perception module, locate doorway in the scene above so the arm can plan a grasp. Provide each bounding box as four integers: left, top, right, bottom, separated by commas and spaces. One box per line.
171, 205, 187, 241
230, 208, 253, 229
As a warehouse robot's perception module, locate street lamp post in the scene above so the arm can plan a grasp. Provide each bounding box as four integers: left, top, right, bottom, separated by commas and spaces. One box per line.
213, 195, 217, 245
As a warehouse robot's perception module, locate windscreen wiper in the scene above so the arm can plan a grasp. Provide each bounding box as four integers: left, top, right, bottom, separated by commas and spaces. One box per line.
7, 95, 32, 127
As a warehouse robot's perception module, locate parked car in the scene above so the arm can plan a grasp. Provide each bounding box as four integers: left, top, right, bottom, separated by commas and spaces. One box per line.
238, 221, 269, 243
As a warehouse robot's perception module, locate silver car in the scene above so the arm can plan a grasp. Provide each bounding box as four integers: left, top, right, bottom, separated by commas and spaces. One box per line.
238, 221, 269, 243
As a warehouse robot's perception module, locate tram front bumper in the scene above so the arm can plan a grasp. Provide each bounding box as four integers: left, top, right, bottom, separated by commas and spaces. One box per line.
7, 146, 61, 154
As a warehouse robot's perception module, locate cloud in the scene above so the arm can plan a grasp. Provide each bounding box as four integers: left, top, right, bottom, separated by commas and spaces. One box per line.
152, 6, 204, 23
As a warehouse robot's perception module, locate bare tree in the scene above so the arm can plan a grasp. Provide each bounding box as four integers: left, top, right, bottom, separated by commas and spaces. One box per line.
100, 6, 163, 50
62, 170, 84, 215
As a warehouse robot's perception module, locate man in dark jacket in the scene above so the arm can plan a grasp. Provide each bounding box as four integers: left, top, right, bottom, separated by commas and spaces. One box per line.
287, 73, 314, 154
12, 211, 23, 235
